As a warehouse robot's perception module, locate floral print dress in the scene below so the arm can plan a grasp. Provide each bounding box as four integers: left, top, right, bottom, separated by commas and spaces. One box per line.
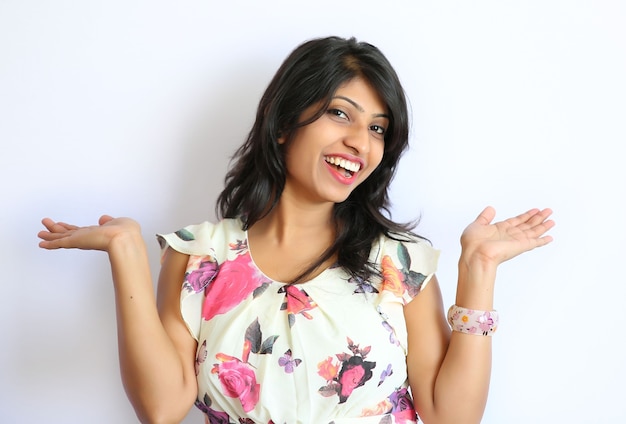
157, 218, 439, 424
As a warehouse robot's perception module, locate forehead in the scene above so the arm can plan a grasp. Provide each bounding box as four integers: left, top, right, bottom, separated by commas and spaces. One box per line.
333, 77, 387, 114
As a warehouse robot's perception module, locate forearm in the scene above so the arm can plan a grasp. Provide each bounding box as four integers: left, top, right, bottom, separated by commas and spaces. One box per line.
431, 259, 497, 423
414, 207, 553, 423
431, 334, 491, 423
108, 234, 194, 422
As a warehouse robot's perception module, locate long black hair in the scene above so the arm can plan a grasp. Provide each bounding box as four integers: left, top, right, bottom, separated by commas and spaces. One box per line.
217, 36, 420, 283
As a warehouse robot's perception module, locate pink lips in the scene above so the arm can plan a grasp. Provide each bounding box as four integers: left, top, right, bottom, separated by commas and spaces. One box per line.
324, 155, 363, 185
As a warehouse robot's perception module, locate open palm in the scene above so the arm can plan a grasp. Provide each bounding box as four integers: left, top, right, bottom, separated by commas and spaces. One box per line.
38, 215, 141, 252
460, 206, 555, 266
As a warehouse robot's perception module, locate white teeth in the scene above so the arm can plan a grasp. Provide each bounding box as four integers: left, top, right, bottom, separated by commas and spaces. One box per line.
325, 156, 361, 172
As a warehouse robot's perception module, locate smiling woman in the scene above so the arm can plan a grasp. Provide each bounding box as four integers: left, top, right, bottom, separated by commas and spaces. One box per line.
37, 36, 554, 424
278, 77, 387, 206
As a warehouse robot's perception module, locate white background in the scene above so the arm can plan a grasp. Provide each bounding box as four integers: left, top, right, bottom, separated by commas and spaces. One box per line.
1, 1, 624, 423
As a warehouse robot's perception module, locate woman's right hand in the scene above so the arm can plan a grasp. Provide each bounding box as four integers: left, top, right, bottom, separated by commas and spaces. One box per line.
38, 215, 142, 252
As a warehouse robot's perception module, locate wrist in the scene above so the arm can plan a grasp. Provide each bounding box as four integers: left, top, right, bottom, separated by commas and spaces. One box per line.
108, 228, 146, 258
458, 250, 499, 273
106, 229, 152, 293
455, 256, 497, 311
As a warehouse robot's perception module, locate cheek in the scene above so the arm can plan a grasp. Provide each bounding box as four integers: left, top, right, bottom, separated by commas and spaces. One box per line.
360, 163, 382, 184
358, 143, 385, 182
370, 141, 385, 168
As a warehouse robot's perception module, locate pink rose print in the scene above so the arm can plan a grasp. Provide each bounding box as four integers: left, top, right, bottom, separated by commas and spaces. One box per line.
202, 252, 267, 320
278, 285, 317, 327
337, 356, 369, 401
318, 337, 376, 404
211, 318, 278, 414
212, 356, 260, 413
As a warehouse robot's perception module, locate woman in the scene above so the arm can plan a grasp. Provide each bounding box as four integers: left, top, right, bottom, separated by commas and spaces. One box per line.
38, 36, 554, 424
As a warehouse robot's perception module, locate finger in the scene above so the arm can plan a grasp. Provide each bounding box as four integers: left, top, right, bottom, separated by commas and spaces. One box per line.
56, 221, 80, 231
517, 215, 544, 231
37, 231, 51, 242
515, 219, 555, 248
37, 230, 72, 242
522, 209, 554, 233
41, 217, 58, 231
528, 219, 556, 238
39, 239, 61, 250
47, 223, 73, 234
523, 208, 553, 228
475, 206, 496, 225
41, 218, 78, 233
534, 234, 554, 248
504, 208, 541, 227
99, 215, 114, 225
38, 232, 72, 249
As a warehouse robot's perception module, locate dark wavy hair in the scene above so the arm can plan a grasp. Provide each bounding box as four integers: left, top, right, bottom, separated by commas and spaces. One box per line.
217, 36, 420, 283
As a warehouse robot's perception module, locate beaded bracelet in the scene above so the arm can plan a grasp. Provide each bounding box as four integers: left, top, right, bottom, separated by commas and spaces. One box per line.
447, 305, 499, 336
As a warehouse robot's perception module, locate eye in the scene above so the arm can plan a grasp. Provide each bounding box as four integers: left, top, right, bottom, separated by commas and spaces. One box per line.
370, 124, 386, 136
327, 108, 349, 120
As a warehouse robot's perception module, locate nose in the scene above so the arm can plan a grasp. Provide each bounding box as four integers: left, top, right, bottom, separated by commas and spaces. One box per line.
343, 125, 370, 155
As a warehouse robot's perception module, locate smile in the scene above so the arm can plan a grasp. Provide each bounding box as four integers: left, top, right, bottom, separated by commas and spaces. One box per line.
324, 156, 361, 177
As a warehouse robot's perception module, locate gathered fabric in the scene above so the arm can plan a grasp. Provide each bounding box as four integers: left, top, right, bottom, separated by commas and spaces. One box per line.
157, 218, 439, 424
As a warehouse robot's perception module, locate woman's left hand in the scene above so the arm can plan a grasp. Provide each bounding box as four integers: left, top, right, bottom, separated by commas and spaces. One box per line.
460, 206, 555, 267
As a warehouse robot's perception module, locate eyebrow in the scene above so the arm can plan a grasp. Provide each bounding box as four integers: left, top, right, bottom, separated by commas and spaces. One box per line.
333, 95, 390, 119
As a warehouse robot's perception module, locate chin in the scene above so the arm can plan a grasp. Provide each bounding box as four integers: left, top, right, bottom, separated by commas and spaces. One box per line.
329, 192, 353, 204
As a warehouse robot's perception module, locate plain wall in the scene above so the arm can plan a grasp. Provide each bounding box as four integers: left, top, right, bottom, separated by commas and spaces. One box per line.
1, 1, 624, 422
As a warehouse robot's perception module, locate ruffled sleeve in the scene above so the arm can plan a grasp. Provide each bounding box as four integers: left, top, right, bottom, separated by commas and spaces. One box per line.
373, 234, 440, 353
156, 220, 236, 341
376, 235, 440, 305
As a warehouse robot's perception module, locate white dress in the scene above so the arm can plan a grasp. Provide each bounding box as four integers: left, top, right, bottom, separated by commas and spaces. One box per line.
157, 218, 439, 424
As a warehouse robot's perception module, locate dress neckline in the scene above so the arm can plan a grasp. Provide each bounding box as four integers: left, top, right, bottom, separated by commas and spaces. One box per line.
243, 225, 338, 286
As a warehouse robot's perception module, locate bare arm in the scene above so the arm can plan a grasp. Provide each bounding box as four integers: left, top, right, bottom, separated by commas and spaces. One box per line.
405, 207, 554, 424
39, 216, 198, 423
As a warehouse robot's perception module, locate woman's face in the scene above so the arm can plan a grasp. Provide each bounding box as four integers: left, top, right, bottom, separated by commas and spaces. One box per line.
279, 77, 388, 207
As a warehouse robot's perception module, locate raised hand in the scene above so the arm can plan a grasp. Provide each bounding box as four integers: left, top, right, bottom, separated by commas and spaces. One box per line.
38, 215, 142, 252
460, 206, 555, 266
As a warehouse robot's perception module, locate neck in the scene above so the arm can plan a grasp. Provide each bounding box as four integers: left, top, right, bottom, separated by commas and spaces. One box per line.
246, 198, 337, 283
251, 197, 335, 244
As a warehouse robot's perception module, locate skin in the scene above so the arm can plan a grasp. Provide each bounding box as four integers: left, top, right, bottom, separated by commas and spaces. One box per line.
38, 77, 555, 424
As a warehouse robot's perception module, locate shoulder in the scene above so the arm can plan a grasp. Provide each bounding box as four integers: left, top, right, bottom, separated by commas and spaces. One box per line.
372, 232, 440, 304
156, 218, 244, 259
371, 232, 439, 272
